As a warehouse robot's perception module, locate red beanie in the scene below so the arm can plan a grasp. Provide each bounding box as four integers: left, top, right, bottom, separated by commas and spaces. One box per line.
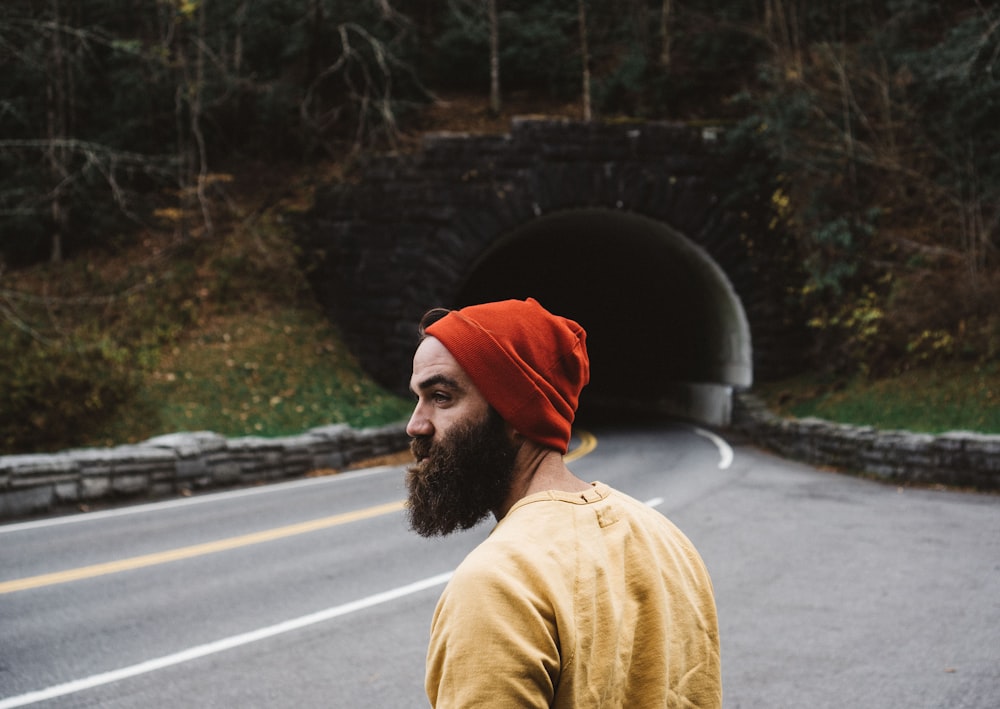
425, 298, 589, 454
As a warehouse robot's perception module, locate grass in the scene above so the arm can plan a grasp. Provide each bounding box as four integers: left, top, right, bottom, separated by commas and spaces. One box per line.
5, 158, 997, 455
82, 306, 413, 449
753, 360, 1000, 434
2, 163, 414, 454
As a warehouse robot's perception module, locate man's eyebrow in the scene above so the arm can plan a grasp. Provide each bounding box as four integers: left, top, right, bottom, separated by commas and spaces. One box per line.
413, 373, 462, 394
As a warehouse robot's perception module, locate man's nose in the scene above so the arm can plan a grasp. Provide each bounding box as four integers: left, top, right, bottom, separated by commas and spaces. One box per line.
406, 402, 433, 438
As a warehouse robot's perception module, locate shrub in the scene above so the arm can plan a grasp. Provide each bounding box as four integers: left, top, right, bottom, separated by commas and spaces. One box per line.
0, 329, 140, 453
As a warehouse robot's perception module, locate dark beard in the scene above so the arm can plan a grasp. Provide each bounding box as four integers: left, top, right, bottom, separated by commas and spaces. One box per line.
405, 407, 519, 537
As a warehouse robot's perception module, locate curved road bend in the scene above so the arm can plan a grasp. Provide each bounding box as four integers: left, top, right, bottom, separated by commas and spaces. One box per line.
1, 421, 997, 708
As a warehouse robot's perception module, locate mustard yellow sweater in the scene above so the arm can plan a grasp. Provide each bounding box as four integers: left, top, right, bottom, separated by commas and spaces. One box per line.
426, 482, 722, 708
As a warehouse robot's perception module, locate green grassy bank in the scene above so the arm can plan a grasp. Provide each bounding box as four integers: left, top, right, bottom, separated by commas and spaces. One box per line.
754, 361, 1000, 434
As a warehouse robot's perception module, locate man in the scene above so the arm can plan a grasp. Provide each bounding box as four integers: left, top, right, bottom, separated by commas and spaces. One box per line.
405, 297, 722, 708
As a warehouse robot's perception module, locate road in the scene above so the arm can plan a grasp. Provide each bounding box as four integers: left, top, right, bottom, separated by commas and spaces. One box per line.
1, 421, 998, 708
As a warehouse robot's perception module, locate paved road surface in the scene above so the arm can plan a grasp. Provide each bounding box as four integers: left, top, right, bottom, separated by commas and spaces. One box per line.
1, 420, 997, 707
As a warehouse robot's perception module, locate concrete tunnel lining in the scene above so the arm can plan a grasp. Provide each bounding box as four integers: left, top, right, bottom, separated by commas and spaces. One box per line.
454, 209, 753, 424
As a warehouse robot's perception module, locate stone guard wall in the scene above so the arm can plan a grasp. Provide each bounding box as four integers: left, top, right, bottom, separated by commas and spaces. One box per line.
0, 423, 409, 520
732, 393, 1000, 490
5, 398, 997, 520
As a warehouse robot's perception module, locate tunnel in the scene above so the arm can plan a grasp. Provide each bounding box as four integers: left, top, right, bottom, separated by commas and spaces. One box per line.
298, 119, 799, 423
453, 208, 752, 426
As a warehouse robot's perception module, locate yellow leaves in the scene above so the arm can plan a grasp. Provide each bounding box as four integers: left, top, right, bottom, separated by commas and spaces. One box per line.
807, 290, 883, 342
907, 329, 955, 360
834, 290, 885, 341
154, 207, 184, 223
202, 173, 233, 186
771, 188, 791, 213
176, 0, 199, 18
769, 188, 794, 230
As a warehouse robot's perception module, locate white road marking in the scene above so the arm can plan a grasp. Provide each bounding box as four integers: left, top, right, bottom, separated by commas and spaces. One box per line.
690, 427, 734, 469
0, 571, 453, 709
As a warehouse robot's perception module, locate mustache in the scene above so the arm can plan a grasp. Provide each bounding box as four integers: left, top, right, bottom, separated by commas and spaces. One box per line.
410, 436, 432, 461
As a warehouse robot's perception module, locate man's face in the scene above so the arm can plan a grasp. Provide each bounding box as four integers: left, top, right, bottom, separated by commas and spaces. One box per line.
406, 406, 519, 536
405, 337, 520, 537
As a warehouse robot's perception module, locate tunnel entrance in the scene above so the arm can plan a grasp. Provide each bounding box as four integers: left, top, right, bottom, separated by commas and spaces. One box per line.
455, 209, 752, 425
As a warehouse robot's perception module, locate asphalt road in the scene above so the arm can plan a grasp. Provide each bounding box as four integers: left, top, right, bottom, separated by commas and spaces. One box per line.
1, 420, 997, 708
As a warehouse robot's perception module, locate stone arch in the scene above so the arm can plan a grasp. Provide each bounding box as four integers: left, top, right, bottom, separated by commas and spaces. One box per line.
298, 119, 805, 425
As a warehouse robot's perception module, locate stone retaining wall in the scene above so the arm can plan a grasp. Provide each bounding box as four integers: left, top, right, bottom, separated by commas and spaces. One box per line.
732, 393, 1000, 490
5, 396, 996, 520
0, 423, 410, 520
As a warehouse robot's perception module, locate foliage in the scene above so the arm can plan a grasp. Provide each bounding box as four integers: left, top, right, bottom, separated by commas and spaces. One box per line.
86, 307, 413, 448
0, 329, 140, 453
728, 0, 999, 376
0, 162, 411, 454
2, 0, 998, 450
756, 360, 1000, 434
889, 6, 1000, 278
0, 233, 198, 453
430, 0, 578, 97
0, 0, 428, 267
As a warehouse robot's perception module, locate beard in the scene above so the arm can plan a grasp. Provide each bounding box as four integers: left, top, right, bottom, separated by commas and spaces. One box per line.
405, 407, 520, 537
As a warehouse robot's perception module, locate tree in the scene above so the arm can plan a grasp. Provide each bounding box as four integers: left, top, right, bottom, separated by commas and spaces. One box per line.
488, 0, 500, 115
727, 0, 1000, 372
659, 0, 672, 67
1, 0, 428, 266
578, 0, 591, 120
44, 0, 70, 262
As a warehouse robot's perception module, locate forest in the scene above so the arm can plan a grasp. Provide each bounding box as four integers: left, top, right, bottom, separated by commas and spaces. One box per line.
1, 0, 998, 453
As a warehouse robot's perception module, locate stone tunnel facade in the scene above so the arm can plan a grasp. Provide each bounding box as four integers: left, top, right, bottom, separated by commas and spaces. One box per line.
297, 118, 807, 420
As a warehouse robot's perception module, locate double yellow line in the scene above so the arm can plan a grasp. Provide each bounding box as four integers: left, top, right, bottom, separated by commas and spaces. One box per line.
0, 431, 597, 595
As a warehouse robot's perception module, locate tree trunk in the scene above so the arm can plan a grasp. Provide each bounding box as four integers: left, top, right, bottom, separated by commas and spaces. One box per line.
233, 0, 248, 74
192, 0, 213, 237
46, 0, 69, 263
578, 0, 592, 121
488, 0, 500, 116
307, 0, 324, 84
659, 0, 672, 67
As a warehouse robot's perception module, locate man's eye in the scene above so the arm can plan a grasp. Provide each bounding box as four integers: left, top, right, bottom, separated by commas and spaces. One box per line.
432, 392, 451, 404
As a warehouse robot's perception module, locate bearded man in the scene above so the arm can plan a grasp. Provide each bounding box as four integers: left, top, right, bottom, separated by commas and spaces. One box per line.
405, 298, 722, 708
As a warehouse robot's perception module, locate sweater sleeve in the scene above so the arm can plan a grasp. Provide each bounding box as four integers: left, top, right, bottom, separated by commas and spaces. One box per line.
426, 548, 562, 708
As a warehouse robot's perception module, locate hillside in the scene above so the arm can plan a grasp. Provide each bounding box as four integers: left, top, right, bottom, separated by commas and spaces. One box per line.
3, 3, 998, 453
0, 93, 575, 454
4, 94, 998, 457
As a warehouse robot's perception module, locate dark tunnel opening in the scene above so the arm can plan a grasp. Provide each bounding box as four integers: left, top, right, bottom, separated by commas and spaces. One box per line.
454, 209, 752, 425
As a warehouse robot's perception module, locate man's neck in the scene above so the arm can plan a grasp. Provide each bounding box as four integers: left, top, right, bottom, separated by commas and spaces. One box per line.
494, 442, 591, 521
